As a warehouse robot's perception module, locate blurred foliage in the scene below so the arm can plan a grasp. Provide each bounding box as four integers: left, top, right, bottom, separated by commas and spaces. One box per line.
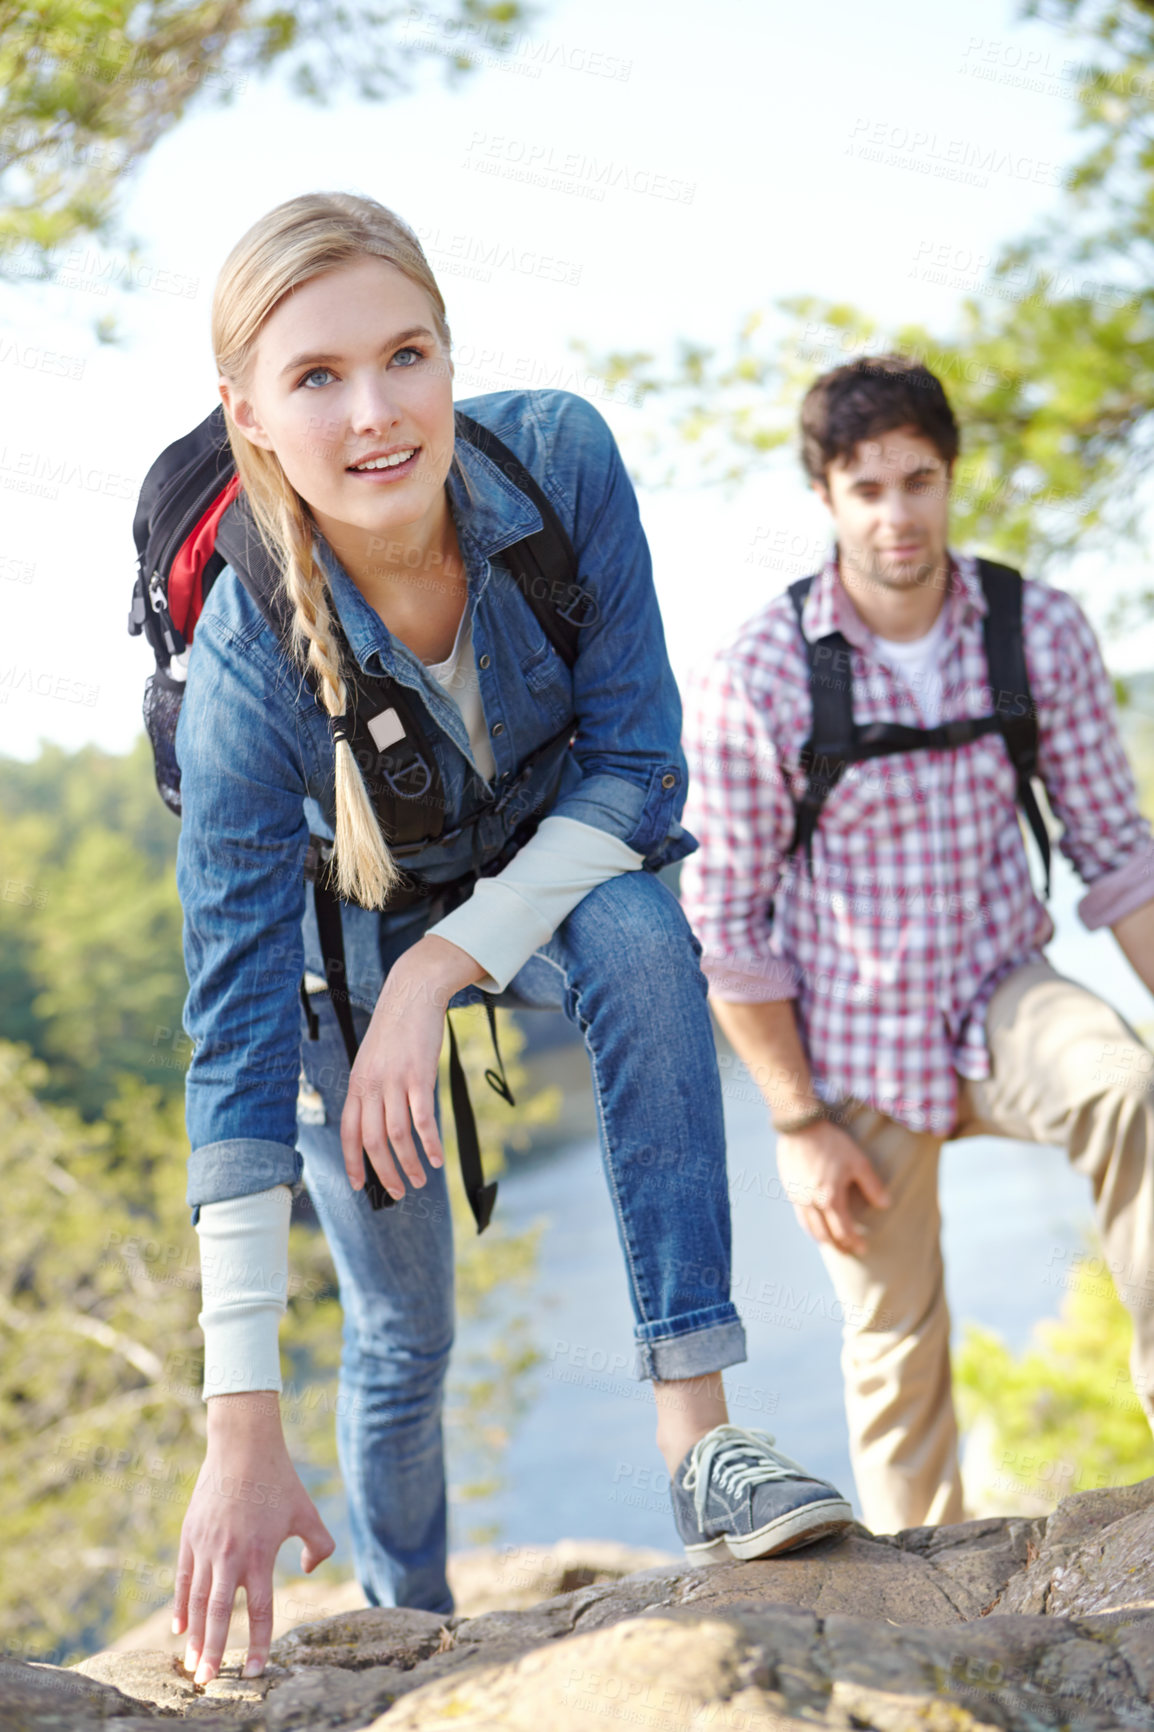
956, 1249, 1154, 1512
944, 682, 1154, 1506
0, 1044, 206, 1661
0, 737, 187, 1117
0, 736, 557, 1658
588, 0, 1154, 599
0, 0, 530, 266
0, 1039, 354, 1660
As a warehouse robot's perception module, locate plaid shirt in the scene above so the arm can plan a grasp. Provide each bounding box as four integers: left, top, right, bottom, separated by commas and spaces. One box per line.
680, 549, 1154, 1134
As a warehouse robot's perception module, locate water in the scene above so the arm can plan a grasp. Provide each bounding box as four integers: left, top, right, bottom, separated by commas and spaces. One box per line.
449, 847, 1150, 1546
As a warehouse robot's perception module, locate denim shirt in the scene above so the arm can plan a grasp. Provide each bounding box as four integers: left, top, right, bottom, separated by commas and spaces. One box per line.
176, 388, 694, 1210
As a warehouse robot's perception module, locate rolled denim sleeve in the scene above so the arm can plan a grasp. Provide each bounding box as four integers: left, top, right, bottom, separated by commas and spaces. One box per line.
176, 591, 311, 1215
524, 393, 692, 867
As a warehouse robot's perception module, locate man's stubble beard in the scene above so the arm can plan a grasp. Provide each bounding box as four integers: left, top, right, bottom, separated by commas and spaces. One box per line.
843, 545, 948, 598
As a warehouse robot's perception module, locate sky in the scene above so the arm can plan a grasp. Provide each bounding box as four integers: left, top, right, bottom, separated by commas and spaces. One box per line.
0, 0, 1127, 759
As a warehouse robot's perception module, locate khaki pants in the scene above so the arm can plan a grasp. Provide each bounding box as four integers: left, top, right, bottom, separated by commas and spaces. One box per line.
818, 960, 1154, 1534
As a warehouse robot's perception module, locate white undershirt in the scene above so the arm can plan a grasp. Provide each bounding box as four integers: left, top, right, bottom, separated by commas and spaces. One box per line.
197, 1185, 291, 1395
421, 610, 496, 783
870, 605, 949, 727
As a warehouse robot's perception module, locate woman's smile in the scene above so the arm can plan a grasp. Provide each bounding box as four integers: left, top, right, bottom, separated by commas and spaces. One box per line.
345, 445, 421, 480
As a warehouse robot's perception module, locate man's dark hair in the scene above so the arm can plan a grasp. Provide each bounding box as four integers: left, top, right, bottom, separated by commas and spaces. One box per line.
799, 354, 960, 484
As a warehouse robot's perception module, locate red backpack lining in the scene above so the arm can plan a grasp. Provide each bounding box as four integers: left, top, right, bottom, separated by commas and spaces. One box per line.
168, 475, 243, 642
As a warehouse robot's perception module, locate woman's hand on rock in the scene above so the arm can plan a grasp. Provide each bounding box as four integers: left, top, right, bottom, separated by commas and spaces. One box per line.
341, 934, 485, 1197
172, 1393, 334, 1684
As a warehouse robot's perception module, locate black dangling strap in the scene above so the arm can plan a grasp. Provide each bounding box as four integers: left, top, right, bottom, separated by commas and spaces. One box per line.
482, 999, 516, 1106
300, 977, 320, 1042
446, 1012, 498, 1234
1016, 777, 1052, 899
788, 798, 823, 881
312, 881, 511, 1231
313, 878, 394, 1212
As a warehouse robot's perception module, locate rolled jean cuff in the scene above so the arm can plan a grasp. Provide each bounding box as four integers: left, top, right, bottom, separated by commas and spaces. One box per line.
633, 1308, 747, 1382
187, 1138, 304, 1221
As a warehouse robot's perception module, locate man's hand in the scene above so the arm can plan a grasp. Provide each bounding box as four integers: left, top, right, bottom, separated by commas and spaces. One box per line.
776, 1118, 890, 1255
341, 934, 484, 1198
173, 1394, 334, 1684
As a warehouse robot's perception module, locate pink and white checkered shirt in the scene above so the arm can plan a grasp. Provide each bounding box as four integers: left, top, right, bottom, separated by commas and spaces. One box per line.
680, 549, 1154, 1134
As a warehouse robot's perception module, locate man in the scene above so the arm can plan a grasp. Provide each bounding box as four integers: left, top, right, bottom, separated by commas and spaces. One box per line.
680, 353, 1154, 1533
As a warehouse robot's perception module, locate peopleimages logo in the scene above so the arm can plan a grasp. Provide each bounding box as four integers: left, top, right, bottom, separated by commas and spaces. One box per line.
0, 447, 136, 503
0, 666, 100, 707
402, 6, 634, 82
0, 338, 85, 380
463, 133, 696, 205
845, 118, 1065, 190
413, 225, 583, 288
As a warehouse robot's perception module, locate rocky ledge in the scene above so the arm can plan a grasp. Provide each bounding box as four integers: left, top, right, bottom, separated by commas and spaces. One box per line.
10, 1478, 1154, 1730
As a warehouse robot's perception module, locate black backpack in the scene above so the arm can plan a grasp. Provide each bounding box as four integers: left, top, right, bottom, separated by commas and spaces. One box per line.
786, 559, 1051, 895
130, 403, 591, 1230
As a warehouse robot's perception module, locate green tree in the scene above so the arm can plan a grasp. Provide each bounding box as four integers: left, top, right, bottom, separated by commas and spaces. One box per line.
956, 1249, 1154, 1514
0, 0, 529, 266
0, 739, 187, 1116
0, 1046, 208, 1660
0, 1042, 359, 1659
592, 1, 1154, 595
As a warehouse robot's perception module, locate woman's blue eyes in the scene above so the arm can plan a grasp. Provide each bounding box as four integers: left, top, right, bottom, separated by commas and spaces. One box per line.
296, 348, 424, 389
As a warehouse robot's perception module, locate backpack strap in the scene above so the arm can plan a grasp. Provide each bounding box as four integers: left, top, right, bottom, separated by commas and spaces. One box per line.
785, 560, 1050, 897
216, 495, 448, 848
311, 873, 395, 1212
787, 576, 856, 874
976, 558, 1050, 897
445, 1014, 499, 1232
453, 410, 587, 666
309, 867, 499, 1232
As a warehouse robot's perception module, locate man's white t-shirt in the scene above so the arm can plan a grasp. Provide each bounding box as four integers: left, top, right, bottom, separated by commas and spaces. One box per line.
870, 604, 949, 727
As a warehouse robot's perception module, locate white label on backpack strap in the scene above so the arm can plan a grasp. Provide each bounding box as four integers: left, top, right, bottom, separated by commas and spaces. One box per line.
367, 707, 406, 751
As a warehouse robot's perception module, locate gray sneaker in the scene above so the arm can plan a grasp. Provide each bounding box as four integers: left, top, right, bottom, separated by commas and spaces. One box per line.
670, 1425, 853, 1563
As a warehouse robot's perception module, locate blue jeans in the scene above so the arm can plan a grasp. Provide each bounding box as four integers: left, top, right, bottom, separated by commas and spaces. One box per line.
296, 870, 745, 1613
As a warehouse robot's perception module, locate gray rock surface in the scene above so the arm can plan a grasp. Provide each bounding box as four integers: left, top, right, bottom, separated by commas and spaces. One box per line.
445, 1540, 678, 1617
378, 1603, 1154, 1731
11, 1482, 1154, 1730
0, 1656, 161, 1729
96, 1540, 676, 1659
995, 1480, 1154, 1618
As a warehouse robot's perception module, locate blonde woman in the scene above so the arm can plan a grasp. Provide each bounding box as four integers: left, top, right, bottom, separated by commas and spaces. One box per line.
168, 192, 851, 1685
